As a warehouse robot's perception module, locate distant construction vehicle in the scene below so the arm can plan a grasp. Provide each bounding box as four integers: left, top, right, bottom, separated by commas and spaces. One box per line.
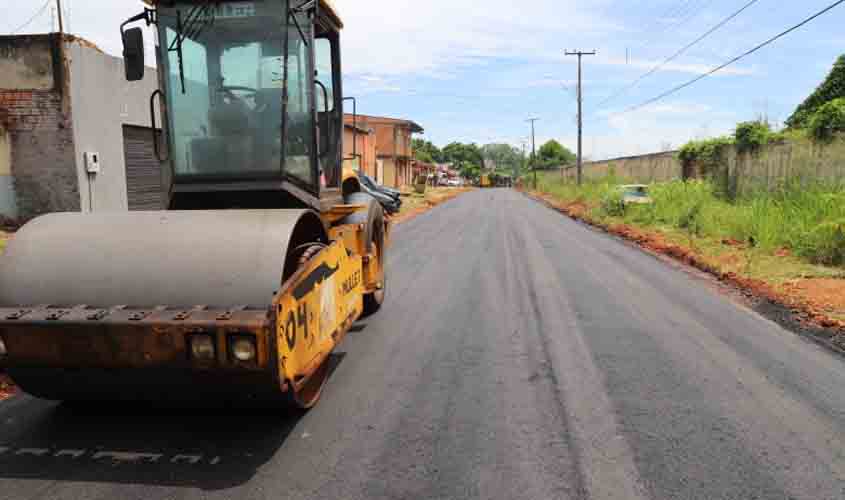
0, 0, 386, 409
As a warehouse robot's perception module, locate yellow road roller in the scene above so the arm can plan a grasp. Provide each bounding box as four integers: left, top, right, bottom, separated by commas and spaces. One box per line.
0, 0, 386, 409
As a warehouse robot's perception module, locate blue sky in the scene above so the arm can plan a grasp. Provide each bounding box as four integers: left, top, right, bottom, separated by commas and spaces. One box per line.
5, 0, 845, 159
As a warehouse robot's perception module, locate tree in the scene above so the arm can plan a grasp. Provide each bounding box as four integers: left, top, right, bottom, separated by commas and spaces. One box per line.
442, 142, 483, 179
808, 97, 845, 142
412, 139, 443, 163
537, 140, 576, 169
787, 54, 845, 129
481, 143, 523, 176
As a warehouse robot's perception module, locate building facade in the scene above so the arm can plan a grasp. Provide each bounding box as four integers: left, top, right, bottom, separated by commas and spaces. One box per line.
343, 121, 378, 180
346, 114, 423, 189
0, 34, 159, 222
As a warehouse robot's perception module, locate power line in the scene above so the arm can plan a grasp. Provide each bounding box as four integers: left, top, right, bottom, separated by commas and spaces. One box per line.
628, 0, 710, 55
631, 0, 698, 48
11, 0, 51, 34
609, 0, 845, 118
598, 0, 761, 109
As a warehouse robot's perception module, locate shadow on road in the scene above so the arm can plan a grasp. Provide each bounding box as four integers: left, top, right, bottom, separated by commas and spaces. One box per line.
0, 353, 346, 491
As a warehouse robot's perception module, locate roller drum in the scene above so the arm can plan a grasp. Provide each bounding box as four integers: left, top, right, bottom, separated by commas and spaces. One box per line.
0, 210, 322, 309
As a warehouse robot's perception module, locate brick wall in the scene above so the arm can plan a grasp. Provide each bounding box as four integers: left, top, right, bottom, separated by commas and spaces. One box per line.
0, 35, 79, 221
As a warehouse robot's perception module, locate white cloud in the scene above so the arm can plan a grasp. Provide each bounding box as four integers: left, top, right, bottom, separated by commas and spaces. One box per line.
587, 55, 756, 77
333, 0, 619, 78
585, 101, 738, 159
350, 74, 402, 94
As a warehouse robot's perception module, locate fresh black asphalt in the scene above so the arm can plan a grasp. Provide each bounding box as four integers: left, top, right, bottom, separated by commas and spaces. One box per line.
1, 188, 844, 499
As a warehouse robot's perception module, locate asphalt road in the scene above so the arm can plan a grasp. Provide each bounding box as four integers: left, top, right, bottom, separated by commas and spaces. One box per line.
2, 188, 845, 499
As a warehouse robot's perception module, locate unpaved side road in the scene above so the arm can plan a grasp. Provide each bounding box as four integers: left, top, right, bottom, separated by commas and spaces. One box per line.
1, 188, 845, 499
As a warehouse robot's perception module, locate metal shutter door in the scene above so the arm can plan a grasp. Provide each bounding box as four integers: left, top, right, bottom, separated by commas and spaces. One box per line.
123, 125, 163, 211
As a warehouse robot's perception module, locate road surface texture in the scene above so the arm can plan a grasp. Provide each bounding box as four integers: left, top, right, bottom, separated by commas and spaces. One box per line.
2, 188, 845, 499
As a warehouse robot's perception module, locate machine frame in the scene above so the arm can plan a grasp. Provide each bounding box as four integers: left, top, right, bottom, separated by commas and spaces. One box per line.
0, 0, 386, 408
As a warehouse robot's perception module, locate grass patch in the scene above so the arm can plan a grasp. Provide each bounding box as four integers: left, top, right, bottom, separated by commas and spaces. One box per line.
534, 171, 845, 283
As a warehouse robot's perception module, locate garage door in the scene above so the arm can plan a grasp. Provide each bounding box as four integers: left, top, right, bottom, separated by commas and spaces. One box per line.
123, 125, 164, 211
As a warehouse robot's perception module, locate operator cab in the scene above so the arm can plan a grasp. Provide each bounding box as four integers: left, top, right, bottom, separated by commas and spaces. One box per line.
122, 0, 344, 211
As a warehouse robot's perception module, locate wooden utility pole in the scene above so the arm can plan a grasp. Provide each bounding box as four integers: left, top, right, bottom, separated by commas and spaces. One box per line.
527, 118, 539, 189
56, 0, 64, 34
565, 50, 596, 186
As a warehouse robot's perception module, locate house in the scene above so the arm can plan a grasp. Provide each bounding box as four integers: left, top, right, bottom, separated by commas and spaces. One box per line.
342, 121, 378, 180
345, 114, 423, 189
0, 34, 159, 222
413, 160, 437, 182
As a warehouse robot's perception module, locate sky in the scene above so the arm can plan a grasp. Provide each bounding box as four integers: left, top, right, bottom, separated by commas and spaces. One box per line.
4, 0, 845, 160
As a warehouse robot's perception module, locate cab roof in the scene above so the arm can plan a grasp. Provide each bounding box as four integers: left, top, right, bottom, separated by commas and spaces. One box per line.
141, 0, 343, 28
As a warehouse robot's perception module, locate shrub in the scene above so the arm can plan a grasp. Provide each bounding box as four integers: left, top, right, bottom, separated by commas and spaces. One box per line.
800, 220, 845, 265
601, 191, 626, 217
677, 136, 734, 175
808, 98, 845, 143
735, 120, 773, 155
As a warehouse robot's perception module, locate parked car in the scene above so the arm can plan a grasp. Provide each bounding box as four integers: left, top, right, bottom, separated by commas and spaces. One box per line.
619, 184, 653, 205
446, 178, 462, 187
359, 172, 401, 200
357, 172, 402, 215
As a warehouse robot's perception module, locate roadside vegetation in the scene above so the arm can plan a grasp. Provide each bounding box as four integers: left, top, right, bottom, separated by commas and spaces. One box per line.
538, 174, 845, 269
412, 138, 574, 183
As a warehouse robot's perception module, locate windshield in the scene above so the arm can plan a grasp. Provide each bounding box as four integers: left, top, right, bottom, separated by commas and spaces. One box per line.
157, 0, 313, 186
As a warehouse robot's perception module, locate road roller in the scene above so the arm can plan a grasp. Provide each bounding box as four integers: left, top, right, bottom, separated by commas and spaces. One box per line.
0, 0, 387, 408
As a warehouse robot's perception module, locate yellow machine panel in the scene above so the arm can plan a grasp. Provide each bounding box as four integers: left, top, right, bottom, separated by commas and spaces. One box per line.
276, 239, 363, 390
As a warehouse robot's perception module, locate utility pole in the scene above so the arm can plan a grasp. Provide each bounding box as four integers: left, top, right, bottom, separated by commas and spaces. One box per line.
520, 139, 528, 182
565, 50, 596, 186
56, 0, 64, 35
526, 118, 539, 189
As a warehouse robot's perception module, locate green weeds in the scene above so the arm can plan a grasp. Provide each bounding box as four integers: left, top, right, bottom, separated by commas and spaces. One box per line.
535, 172, 845, 268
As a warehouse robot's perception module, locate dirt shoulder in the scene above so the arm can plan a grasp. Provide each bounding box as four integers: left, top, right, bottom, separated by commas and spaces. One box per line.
524, 190, 845, 354
392, 187, 474, 225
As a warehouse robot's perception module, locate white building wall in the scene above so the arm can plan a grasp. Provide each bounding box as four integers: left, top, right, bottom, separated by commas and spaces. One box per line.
66, 41, 160, 212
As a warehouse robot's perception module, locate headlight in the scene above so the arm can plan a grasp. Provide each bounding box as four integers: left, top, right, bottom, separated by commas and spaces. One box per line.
230, 336, 257, 363
0, 336, 6, 358
189, 334, 215, 361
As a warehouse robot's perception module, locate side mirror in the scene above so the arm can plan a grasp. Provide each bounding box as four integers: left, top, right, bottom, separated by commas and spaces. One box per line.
122, 27, 145, 82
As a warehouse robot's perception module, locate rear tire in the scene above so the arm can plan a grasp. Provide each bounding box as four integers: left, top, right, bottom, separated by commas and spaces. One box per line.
341, 192, 386, 317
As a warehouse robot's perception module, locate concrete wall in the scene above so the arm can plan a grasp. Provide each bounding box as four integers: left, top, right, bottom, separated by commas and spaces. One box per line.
0, 34, 78, 221
562, 151, 683, 184
720, 140, 845, 196
561, 138, 845, 197
0, 36, 55, 90
66, 41, 160, 213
